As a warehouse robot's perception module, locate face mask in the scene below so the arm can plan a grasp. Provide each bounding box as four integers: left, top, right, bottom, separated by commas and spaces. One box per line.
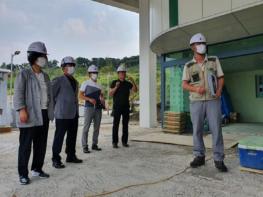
91, 73, 98, 81
196, 44, 207, 54
35, 57, 47, 67
67, 67, 75, 75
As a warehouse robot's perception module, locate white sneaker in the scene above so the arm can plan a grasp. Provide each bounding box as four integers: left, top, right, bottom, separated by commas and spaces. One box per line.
31, 170, 40, 177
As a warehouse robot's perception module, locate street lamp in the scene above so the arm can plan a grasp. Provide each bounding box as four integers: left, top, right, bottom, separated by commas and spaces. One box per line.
9, 50, 20, 127
10, 50, 20, 98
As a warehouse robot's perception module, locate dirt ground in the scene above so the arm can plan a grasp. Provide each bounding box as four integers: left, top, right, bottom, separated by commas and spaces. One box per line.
0, 118, 263, 197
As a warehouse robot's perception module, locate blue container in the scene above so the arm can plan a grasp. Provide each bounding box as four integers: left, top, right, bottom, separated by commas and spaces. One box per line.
238, 136, 263, 170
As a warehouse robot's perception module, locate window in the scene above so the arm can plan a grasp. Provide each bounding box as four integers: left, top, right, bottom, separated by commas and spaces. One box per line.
169, 0, 178, 28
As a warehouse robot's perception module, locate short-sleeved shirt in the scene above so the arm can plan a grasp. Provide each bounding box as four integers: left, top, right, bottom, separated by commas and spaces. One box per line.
80, 79, 103, 109
182, 56, 224, 81
110, 80, 133, 109
182, 56, 224, 101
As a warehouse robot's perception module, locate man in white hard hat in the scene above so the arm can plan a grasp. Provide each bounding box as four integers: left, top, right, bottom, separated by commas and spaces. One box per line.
182, 33, 227, 172
51, 56, 82, 169
14, 41, 54, 185
79, 65, 105, 153
109, 64, 137, 148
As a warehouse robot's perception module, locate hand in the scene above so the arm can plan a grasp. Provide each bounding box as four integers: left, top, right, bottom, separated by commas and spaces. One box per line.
216, 89, 222, 98
196, 86, 206, 95
100, 96, 105, 103
115, 81, 120, 88
19, 108, 28, 123
100, 96, 105, 106
88, 98, 97, 105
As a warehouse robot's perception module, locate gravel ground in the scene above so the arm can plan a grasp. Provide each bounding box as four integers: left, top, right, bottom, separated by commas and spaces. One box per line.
0, 119, 263, 197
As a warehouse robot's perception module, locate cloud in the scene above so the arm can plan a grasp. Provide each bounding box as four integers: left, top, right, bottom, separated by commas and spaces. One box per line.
0, 0, 139, 64
0, 1, 29, 24
62, 18, 89, 37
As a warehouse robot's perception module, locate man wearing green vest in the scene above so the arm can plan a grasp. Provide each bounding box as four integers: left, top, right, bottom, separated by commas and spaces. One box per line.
182, 33, 228, 172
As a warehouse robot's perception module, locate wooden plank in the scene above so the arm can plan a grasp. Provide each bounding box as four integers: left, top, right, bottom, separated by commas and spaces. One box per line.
164, 121, 185, 126
0, 127, 12, 133
164, 125, 185, 130
240, 167, 263, 174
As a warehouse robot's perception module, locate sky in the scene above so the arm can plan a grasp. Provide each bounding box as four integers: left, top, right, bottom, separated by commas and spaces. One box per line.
0, 0, 139, 64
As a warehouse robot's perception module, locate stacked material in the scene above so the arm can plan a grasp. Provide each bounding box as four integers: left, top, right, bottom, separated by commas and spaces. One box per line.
163, 111, 186, 134
0, 126, 12, 133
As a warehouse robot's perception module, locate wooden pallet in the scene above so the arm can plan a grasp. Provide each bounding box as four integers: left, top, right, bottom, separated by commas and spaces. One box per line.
164, 112, 185, 117
0, 126, 12, 133
164, 120, 186, 126
163, 128, 184, 134
164, 116, 186, 121
240, 166, 263, 175
163, 112, 186, 134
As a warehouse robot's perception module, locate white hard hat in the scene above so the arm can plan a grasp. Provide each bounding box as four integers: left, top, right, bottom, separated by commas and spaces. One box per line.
27, 41, 48, 54
88, 65, 98, 73
61, 56, 75, 67
190, 33, 206, 45
117, 64, 127, 72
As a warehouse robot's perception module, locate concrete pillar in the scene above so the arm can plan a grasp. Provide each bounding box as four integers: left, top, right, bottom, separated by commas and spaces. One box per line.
139, 0, 157, 128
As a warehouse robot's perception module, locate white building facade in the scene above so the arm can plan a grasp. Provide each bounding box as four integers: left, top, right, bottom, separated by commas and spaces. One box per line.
95, 0, 263, 127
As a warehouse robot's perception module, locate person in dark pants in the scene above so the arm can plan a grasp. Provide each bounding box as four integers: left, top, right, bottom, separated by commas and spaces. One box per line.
14, 42, 54, 185
109, 64, 137, 148
52, 56, 82, 169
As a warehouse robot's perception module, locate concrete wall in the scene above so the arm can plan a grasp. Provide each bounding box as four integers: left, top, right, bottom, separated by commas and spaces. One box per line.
224, 69, 263, 123
178, 0, 263, 25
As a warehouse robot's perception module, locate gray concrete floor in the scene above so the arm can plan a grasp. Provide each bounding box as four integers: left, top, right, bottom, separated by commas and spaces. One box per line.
0, 118, 263, 197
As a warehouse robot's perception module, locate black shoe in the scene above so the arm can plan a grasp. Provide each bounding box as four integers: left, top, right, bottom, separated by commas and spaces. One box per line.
92, 144, 102, 151
19, 176, 30, 185
83, 147, 91, 153
122, 143, 130, 147
113, 143, 119, 149
66, 156, 83, 163
190, 156, 205, 168
52, 161, 65, 169
31, 170, 50, 178
214, 161, 228, 172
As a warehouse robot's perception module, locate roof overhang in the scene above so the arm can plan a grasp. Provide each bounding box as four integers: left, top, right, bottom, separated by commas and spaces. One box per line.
151, 4, 263, 55
93, 0, 139, 13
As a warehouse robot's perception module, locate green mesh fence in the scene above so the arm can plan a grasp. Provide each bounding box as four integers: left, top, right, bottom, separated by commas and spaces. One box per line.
166, 66, 189, 113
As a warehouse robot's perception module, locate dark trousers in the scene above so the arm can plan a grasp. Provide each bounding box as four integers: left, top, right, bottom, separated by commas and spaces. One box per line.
112, 107, 130, 144
18, 110, 49, 177
52, 116, 78, 162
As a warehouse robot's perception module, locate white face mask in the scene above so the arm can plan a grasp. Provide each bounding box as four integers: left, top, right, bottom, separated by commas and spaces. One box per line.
91, 73, 98, 81
35, 57, 47, 67
67, 66, 75, 75
196, 44, 207, 54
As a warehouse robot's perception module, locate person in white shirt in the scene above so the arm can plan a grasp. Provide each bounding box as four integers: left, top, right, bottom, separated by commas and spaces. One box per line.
79, 65, 105, 153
